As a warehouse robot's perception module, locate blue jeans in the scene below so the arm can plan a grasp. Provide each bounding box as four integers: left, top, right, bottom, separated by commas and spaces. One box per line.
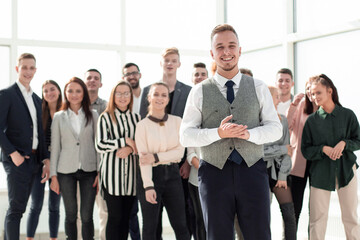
57, 170, 97, 240
27, 165, 61, 238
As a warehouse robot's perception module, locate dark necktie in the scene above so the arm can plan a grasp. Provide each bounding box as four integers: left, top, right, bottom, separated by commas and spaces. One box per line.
225, 80, 235, 103
225, 80, 243, 164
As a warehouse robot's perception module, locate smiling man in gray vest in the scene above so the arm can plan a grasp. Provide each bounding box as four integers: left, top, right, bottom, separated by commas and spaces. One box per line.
180, 24, 282, 240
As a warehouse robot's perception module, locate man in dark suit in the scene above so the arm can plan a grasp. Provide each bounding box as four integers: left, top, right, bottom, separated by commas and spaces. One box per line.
0, 53, 49, 240
139, 47, 194, 239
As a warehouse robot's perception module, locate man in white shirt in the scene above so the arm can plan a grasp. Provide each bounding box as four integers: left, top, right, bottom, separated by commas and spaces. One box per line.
180, 24, 282, 240
122, 63, 142, 115
275, 68, 294, 115
0, 53, 49, 240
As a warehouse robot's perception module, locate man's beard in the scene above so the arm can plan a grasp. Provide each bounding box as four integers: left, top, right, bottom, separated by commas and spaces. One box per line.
130, 81, 139, 89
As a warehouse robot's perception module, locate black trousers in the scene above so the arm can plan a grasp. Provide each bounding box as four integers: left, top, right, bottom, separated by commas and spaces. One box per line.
137, 164, 190, 240
2, 153, 39, 240
188, 183, 206, 240
290, 160, 311, 226
199, 159, 271, 240
103, 188, 136, 240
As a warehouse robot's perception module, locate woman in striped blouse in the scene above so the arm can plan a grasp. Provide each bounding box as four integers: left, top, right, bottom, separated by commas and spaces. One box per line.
95, 81, 140, 240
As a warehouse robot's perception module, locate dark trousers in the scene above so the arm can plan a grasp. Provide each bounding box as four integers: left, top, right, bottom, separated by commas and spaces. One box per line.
57, 170, 97, 240
290, 160, 311, 226
198, 159, 271, 240
103, 188, 135, 240
27, 166, 61, 238
138, 164, 190, 240
2, 153, 39, 240
188, 183, 206, 240
129, 197, 141, 240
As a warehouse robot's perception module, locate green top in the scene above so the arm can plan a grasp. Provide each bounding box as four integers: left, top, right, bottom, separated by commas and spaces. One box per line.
301, 105, 360, 191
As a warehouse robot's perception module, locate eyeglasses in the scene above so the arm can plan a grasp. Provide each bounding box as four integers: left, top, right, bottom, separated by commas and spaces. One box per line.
123, 71, 140, 77
115, 91, 131, 98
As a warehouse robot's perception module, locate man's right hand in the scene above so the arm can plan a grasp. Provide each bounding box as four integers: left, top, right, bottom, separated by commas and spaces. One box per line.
10, 151, 29, 166
218, 115, 248, 139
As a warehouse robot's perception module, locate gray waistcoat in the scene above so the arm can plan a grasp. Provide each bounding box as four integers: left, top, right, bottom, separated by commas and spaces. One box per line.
200, 75, 264, 169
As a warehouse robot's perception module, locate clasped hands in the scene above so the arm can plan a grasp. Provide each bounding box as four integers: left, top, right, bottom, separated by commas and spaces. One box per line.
218, 115, 249, 140
322, 141, 346, 161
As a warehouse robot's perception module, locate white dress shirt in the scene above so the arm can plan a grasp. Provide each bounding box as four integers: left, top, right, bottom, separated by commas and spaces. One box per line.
179, 71, 282, 149
67, 107, 85, 136
132, 93, 142, 114
16, 81, 38, 150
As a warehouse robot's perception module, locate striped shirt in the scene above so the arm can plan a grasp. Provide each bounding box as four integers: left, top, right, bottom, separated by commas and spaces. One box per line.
95, 108, 140, 196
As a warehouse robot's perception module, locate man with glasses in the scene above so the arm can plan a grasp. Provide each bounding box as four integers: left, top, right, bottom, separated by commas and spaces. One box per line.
122, 63, 142, 114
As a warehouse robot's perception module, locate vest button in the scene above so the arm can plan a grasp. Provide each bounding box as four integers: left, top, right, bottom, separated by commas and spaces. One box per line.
231, 107, 234, 109
229, 147, 233, 150
77, 143, 80, 146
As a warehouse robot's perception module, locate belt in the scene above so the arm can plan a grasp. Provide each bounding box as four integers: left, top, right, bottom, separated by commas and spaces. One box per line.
31, 149, 37, 154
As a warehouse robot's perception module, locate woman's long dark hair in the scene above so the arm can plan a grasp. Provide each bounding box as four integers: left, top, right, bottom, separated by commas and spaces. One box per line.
62, 77, 93, 126
308, 74, 341, 109
42, 80, 62, 131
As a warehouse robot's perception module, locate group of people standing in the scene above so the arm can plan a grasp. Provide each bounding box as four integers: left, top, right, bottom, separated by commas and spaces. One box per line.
0, 23, 359, 240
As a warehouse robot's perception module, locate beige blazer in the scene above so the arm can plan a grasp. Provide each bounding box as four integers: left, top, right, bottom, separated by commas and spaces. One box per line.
50, 109, 99, 177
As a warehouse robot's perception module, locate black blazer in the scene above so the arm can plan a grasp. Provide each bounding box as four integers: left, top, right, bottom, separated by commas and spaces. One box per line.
0, 83, 48, 162
139, 80, 192, 119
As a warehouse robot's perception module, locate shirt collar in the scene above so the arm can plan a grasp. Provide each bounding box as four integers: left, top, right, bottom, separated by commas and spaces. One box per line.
92, 97, 102, 105
213, 70, 242, 87
318, 104, 339, 119
68, 107, 84, 116
16, 81, 33, 95
115, 107, 129, 115
148, 114, 168, 125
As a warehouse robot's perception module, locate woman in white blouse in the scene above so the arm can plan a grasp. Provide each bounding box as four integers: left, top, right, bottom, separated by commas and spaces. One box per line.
135, 82, 190, 240
50, 77, 98, 240
95, 81, 140, 240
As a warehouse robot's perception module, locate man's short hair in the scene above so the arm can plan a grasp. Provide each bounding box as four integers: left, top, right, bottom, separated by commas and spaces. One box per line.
277, 68, 293, 80
86, 68, 102, 81
17, 53, 36, 65
161, 47, 180, 58
211, 24, 238, 42
122, 63, 140, 74
193, 62, 206, 69
240, 68, 253, 77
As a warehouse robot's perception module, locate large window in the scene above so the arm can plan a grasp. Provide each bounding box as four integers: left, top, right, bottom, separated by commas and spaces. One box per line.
227, 0, 285, 49
295, 30, 360, 119
0, 47, 10, 90
18, 0, 122, 44
0, 0, 11, 38
125, 0, 217, 50
296, 0, 360, 33
239, 46, 283, 84
18, 46, 120, 99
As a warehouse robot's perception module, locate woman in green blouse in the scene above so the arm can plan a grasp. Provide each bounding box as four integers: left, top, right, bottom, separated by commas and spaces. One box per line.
301, 74, 360, 240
